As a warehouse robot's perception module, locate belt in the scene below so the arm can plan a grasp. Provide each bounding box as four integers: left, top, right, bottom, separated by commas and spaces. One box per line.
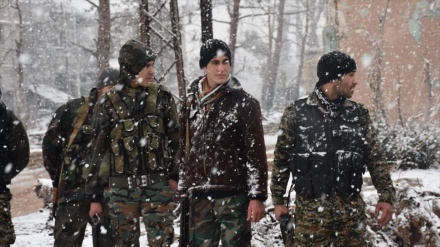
108, 173, 166, 189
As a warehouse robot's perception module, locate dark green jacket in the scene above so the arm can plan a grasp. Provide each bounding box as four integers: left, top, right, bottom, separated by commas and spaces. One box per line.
42, 88, 98, 203
0, 101, 29, 194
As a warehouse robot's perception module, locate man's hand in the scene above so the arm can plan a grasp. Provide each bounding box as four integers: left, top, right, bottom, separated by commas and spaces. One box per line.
247, 200, 266, 222
375, 202, 393, 228
168, 179, 178, 193
274, 204, 289, 221
89, 202, 104, 221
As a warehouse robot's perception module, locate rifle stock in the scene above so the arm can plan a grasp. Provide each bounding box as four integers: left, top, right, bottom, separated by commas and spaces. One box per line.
179, 194, 189, 247
52, 187, 58, 217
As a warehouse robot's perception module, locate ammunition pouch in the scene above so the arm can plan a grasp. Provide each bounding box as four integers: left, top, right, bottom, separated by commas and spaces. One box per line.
108, 173, 167, 189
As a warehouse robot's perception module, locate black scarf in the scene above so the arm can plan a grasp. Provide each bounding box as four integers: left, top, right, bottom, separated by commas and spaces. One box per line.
314, 87, 346, 118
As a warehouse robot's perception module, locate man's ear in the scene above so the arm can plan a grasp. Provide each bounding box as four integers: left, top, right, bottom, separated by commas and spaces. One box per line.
202, 67, 207, 74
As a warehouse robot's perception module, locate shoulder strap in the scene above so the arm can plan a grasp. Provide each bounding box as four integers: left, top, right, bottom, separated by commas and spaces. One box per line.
108, 83, 160, 120
184, 96, 191, 163
145, 83, 159, 115
66, 97, 90, 150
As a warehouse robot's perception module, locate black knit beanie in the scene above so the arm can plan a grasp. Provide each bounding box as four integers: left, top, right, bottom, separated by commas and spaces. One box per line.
199, 39, 232, 69
96, 68, 120, 89
316, 51, 357, 87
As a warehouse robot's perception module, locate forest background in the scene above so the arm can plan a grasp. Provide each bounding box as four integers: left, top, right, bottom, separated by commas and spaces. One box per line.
1, 0, 439, 246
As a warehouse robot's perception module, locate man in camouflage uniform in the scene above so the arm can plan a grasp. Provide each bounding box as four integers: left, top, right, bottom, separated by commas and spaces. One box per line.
271, 51, 396, 246
178, 39, 268, 246
86, 40, 179, 247
0, 88, 29, 247
43, 68, 119, 247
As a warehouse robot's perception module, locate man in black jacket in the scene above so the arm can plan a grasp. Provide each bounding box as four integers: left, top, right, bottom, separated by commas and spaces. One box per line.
271, 51, 395, 246
43, 68, 119, 247
0, 88, 29, 247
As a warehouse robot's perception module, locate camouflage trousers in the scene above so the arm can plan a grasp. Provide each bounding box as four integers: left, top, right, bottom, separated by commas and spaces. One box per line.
0, 191, 15, 247
104, 181, 175, 247
54, 200, 113, 247
294, 195, 372, 247
189, 193, 251, 247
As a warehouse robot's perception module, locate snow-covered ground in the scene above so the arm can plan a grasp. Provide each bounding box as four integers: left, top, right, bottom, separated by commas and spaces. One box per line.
11, 134, 440, 246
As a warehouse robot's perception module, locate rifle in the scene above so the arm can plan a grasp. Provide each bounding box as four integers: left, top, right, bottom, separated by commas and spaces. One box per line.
280, 183, 295, 246
179, 96, 191, 247
179, 193, 189, 247
280, 213, 294, 247
92, 214, 101, 247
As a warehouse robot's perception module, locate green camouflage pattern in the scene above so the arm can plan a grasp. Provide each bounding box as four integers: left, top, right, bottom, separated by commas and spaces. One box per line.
0, 192, 15, 246
104, 181, 175, 247
54, 201, 113, 247
189, 193, 251, 247
271, 92, 395, 206
294, 195, 372, 247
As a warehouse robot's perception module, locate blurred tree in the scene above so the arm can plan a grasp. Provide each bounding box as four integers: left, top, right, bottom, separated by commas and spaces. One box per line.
200, 0, 213, 43
96, 0, 111, 75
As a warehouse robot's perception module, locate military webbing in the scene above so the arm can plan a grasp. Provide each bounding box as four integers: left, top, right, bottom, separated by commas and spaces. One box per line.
107, 83, 162, 174
108, 83, 159, 119
66, 97, 90, 149
56, 96, 90, 201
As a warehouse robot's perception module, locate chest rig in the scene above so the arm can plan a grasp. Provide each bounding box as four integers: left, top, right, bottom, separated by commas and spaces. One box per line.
292, 98, 367, 199
107, 83, 170, 178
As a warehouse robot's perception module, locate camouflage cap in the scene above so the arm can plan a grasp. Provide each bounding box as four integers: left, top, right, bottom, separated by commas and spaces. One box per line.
96, 68, 120, 89
118, 40, 157, 84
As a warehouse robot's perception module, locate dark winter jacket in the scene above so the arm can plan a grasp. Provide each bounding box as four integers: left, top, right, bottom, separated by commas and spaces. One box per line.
178, 76, 268, 201
85, 83, 179, 202
271, 91, 396, 205
42, 88, 99, 203
0, 100, 30, 194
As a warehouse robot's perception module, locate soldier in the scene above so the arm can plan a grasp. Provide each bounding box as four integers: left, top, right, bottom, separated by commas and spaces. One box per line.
178, 39, 268, 246
0, 88, 29, 247
271, 51, 396, 246
86, 40, 179, 247
42, 68, 119, 247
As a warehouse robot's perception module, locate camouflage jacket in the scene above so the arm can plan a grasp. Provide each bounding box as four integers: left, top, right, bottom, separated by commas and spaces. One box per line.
178, 76, 268, 201
0, 101, 29, 194
42, 88, 98, 202
271, 92, 396, 205
86, 84, 179, 202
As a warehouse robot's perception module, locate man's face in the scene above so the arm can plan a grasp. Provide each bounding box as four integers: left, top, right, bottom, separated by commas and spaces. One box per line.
335, 71, 357, 98
133, 60, 155, 87
203, 54, 231, 89
98, 85, 113, 97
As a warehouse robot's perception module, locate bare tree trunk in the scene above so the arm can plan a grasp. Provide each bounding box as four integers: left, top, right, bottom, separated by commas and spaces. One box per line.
288, 0, 310, 102
228, 0, 240, 66
140, 0, 151, 46
11, 1, 27, 127
396, 69, 404, 127
264, 0, 286, 110
97, 0, 111, 74
370, 0, 390, 127
423, 58, 432, 119
261, 8, 273, 109
170, 0, 187, 98
200, 0, 213, 43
